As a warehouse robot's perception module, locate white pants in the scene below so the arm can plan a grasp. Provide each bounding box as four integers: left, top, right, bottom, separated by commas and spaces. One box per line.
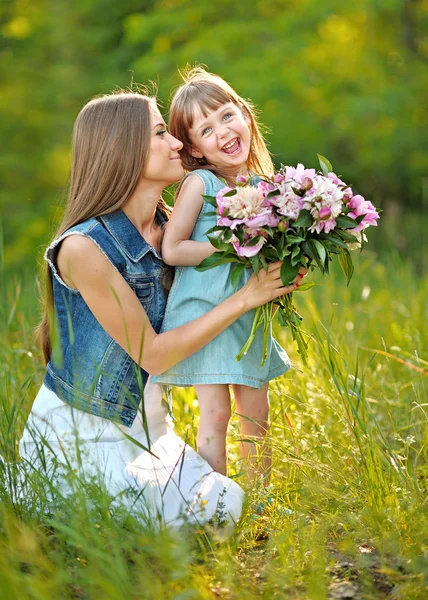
19, 379, 244, 530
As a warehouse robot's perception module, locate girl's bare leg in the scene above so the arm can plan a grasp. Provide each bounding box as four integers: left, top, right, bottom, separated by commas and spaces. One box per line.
232, 383, 270, 483
195, 384, 231, 475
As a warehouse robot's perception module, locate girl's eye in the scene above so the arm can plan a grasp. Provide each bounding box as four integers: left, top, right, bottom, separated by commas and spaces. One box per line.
223, 113, 233, 121
157, 129, 167, 136
202, 127, 212, 136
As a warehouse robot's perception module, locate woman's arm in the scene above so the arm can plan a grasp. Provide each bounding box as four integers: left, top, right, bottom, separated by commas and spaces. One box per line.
161, 175, 216, 267
57, 235, 298, 376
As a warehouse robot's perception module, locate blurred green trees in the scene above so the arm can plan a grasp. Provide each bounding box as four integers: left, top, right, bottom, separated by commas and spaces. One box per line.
1, 0, 426, 270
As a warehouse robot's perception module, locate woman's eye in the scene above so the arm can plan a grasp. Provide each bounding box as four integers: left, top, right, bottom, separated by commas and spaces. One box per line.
157, 129, 167, 136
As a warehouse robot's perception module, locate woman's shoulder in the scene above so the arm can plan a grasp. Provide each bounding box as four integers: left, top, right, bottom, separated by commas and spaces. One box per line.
45, 215, 126, 275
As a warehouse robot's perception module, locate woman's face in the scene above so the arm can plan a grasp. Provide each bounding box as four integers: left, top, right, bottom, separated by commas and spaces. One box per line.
142, 104, 184, 186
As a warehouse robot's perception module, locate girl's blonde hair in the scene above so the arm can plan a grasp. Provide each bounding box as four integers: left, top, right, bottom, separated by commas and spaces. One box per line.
37, 91, 171, 364
169, 66, 274, 179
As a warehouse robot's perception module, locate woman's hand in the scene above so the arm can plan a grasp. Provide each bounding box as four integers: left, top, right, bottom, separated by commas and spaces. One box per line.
239, 262, 309, 311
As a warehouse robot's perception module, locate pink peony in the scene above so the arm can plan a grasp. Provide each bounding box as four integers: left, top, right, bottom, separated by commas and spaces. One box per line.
283, 163, 317, 184
268, 180, 304, 220
217, 216, 245, 230
347, 195, 380, 232
245, 212, 279, 231
304, 175, 344, 234
219, 186, 266, 220
216, 186, 234, 216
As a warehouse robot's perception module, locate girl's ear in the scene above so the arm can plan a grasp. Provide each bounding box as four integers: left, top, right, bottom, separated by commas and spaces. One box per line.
190, 146, 204, 159
240, 105, 250, 121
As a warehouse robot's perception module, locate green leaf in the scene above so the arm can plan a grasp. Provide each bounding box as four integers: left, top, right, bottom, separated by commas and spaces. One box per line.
337, 229, 359, 243
203, 225, 224, 236
223, 189, 237, 197
317, 154, 333, 176
264, 247, 281, 261
222, 228, 233, 242
280, 258, 300, 286
236, 228, 244, 245
276, 309, 288, 327
304, 240, 324, 271
202, 195, 218, 207
246, 235, 261, 247
207, 234, 231, 252
291, 186, 305, 197
312, 239, 327, 265
195, 253, 238, 272
230, 263, 245, 290
318, 233, 348, 249
338, 250, 354, 285
285, 235, 305, 244
294, 280, 317, 292
293, 210, 312, 229
250, 254, 260, 275
302, 240, 318, 262
336, 215, 358, 229
260, 255, 269, 271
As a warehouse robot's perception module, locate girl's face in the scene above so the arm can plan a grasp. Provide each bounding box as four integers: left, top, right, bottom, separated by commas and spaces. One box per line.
142, 104, 184, 186
188, 102, 251, 176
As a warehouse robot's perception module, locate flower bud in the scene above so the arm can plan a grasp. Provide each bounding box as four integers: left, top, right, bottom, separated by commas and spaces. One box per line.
278, 220, 289, 232
273, 173, 285, 183
318, 206, 332, 220
301, 177, 313, 190
236, 175, 247, 185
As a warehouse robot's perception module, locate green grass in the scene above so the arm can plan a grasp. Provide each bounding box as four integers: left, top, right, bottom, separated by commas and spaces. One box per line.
0, 249, 427, 599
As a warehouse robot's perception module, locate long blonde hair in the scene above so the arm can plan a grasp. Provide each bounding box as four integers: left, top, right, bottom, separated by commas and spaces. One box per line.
169, 66, 274, 179
37, 91, 171, 364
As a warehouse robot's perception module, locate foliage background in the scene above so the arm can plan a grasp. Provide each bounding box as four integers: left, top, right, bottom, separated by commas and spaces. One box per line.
0, 3, 427, 597
0, 0, 427, 276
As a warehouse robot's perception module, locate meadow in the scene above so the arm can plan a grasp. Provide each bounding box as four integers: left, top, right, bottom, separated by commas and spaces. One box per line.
0, 246, 426, 599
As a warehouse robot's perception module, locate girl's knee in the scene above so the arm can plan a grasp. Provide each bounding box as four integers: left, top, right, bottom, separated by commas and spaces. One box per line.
211, 405, 231, 426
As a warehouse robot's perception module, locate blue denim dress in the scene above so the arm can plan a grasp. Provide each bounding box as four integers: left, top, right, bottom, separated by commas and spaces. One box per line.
153, 169, 291, 388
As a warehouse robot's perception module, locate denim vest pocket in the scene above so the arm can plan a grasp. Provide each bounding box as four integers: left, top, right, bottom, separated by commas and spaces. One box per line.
125, 276, 154, 312
97, 340, 143, 412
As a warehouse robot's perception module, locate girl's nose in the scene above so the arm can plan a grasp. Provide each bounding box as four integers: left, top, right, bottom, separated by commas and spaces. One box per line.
169, 133, 183, 151
217, 124, 230, 138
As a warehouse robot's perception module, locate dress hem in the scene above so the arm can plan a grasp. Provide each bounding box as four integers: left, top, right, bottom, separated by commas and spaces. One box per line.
154, 362, 292, 388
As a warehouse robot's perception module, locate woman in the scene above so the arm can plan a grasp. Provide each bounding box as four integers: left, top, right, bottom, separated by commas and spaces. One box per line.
19, 90, 301, 530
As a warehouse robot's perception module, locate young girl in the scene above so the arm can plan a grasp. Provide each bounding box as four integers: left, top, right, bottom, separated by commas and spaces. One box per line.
154, 68, 305, 480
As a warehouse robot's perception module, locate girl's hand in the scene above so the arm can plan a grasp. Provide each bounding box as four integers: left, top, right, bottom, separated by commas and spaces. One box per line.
239, 261, 303, 311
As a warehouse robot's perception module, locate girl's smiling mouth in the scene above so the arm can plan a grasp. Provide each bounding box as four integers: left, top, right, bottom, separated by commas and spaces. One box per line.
221, 137, 241, 155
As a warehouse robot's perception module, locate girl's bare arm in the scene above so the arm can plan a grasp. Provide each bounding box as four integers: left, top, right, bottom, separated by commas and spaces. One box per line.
161, 175, 216, 267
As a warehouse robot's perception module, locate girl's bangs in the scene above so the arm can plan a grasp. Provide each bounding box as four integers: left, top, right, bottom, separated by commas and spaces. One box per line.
181, 84, 236, 131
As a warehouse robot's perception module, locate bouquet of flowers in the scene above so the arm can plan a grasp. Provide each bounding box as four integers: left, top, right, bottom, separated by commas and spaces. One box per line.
196, 156, 380, 365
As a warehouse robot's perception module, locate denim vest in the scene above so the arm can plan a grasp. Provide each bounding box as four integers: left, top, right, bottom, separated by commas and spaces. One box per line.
43, 209, 168, 427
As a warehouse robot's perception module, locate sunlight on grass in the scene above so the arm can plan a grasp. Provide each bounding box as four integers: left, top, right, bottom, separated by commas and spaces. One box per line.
1, 251, 427, 599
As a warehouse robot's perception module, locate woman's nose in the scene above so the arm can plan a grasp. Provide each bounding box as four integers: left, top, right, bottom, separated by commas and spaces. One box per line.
169, 133, 183, 151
